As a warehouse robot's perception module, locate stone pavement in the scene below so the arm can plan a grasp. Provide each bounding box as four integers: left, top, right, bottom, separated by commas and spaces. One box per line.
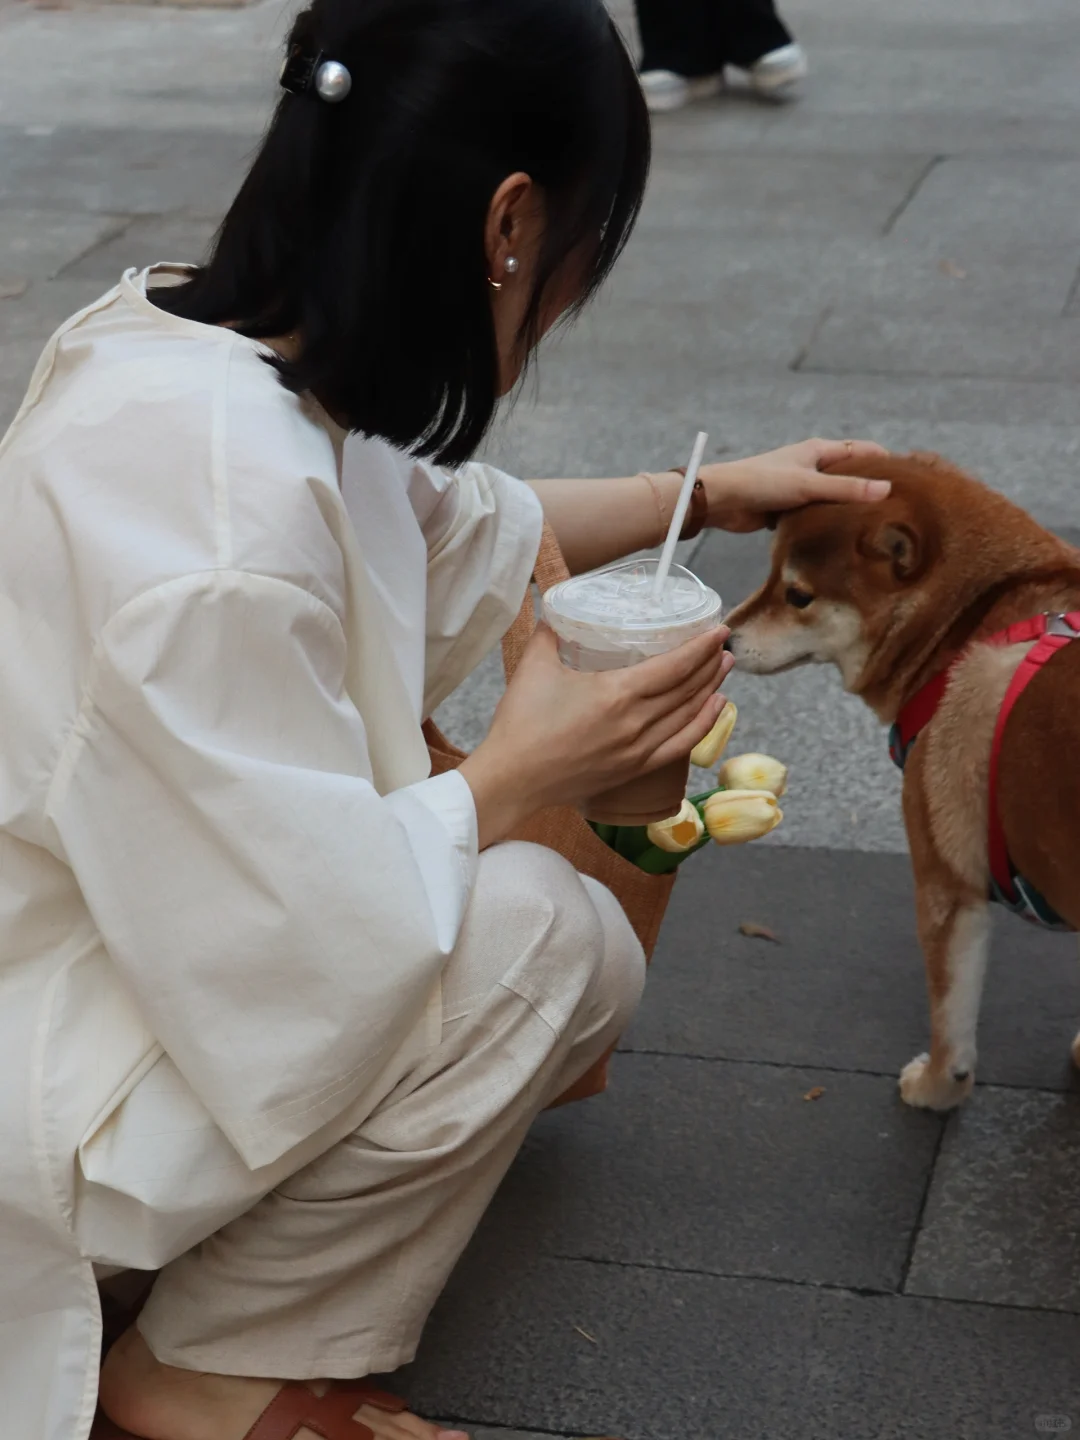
2, 0, 1080, 1435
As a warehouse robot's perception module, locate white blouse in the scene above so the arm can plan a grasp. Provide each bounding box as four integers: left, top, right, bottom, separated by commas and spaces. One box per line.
0, 266, 543, 1438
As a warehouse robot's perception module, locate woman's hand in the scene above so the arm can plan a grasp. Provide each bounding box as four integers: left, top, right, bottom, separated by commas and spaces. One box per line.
699, 437, 891, 533
459, 625, 732, 849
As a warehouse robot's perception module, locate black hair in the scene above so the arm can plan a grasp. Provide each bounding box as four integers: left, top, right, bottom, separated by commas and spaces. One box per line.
155, 0, 650, 467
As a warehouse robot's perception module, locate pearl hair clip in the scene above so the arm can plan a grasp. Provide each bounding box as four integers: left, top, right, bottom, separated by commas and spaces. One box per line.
279, 45, 352, 103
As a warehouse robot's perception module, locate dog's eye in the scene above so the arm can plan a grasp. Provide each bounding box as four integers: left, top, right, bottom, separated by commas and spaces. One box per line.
786, 586, 814, 610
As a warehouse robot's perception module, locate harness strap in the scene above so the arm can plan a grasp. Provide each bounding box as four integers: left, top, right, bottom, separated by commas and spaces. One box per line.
890, 669, 949, 764
985, 611, 1080, 899
891, 609, 1080, 905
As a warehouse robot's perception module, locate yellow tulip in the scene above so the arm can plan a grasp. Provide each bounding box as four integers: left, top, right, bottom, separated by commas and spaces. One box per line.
647, 798, 706, 853
690, 701, 737, 769
701, 789, 783, 845
717, 752, 788, 798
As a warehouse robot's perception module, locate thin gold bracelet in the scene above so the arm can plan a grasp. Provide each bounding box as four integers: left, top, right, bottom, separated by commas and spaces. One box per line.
639, 471, 670, 547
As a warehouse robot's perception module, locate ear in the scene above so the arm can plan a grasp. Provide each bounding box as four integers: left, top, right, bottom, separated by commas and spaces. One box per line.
858, 520, 923, 582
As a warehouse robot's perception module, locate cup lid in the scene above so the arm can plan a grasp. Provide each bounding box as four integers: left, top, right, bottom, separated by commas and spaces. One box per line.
543, 559, 720, 632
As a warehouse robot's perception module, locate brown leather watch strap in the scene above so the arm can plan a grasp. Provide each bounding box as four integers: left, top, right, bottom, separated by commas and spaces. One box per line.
671, 466, 709, 540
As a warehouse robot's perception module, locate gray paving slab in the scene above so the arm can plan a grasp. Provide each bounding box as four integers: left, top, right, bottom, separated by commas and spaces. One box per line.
484, 1053, 939, 1292
625, 844, 1080, 1092
542, 294, 819, 380
668, 109, 1080, 162
803, 308, 1080, 383
636, 152, 931, 238
59, 213, 220, 282
0, 208, 124, 284
907, 1087, 1080, 1313
403, 1258, 1080, 1440
886, 160, 1080, 308
0, 124, 255, 215
0, 0, 281, 134
601, 225, 1061, 316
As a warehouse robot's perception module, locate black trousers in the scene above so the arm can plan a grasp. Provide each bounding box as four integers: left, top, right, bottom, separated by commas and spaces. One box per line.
636, 0, 793, 76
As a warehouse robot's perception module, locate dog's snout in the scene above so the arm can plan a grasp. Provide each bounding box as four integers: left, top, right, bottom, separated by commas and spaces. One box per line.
723, 634, 734, 653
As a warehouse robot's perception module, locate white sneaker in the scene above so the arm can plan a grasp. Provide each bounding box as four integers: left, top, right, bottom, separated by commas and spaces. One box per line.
745, 42, 807, 99
639, 69, 723, 113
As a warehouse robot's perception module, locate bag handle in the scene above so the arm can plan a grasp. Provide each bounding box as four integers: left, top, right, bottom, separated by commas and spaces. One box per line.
500, 522, 570, 680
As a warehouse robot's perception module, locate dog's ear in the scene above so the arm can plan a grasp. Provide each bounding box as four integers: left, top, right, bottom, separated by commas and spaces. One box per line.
858, 520, 923, 582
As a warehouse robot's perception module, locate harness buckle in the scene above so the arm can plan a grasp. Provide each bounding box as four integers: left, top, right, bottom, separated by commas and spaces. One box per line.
1046, 612, 1080, 639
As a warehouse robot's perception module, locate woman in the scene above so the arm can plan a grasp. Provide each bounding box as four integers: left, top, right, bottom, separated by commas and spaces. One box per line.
0, 0, 886, 1436
635, 0, 807, 112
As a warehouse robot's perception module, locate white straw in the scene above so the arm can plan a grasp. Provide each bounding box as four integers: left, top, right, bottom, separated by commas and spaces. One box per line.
652, 429, 708, 599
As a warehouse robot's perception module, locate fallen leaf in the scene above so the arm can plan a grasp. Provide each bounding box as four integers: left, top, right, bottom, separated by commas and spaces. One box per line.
938, 258, 967, 280
0, 277, 29, 301
572, 1325, 598, 1344
803, 1086, 826, 1102
739, 921, 779, 943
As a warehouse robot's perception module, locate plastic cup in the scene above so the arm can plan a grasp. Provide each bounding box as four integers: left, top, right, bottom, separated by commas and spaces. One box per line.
542, 558, 723, 825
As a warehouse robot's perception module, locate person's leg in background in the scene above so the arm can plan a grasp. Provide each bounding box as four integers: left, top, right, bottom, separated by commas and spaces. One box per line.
99, 841, 646, 1440
636, 0, 807, 113
714, 0, 807, 99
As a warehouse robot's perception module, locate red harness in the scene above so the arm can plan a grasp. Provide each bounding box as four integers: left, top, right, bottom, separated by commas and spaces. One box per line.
891, 610, 1080, 904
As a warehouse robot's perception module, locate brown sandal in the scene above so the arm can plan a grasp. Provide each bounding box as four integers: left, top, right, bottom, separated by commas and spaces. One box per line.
91, 1380, 409, 1440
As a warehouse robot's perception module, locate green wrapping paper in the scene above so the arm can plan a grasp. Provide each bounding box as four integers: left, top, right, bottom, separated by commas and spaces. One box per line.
589, 789, 723, 874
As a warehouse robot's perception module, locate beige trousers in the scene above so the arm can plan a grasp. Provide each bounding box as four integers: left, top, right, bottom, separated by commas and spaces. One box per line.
134, 841, 646, 1379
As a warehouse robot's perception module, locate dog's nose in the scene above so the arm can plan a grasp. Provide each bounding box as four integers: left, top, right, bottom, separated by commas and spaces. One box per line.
723, 635, 734, 653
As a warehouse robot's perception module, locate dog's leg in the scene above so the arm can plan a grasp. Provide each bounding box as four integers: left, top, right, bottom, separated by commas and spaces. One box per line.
900, 754, 990, 1110
900, 881, 990, 1110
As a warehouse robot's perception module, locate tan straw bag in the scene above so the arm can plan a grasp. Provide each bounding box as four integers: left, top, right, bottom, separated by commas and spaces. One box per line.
423, 524, 677, 1108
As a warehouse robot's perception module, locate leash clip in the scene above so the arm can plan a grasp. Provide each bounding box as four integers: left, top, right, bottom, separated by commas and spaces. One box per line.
1045, 612, 1080, 639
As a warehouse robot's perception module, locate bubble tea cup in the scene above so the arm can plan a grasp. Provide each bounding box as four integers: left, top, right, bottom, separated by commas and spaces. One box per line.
542, 557, 723, 825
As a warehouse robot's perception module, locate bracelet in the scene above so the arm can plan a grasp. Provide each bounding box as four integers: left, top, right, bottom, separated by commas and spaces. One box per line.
639, 472, 669, 546
671, 466, 709, 540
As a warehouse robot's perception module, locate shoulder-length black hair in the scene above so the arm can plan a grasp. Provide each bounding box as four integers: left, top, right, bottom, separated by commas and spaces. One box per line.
155, 0, 650, 467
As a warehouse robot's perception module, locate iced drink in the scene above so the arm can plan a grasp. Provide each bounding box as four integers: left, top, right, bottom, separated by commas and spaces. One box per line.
542, 558, 723, 825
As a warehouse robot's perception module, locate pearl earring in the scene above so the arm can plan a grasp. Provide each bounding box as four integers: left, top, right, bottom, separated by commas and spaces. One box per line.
505, 256, 519, 274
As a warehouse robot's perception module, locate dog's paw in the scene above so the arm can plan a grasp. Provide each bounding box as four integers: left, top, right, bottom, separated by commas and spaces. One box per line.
899, 1053, 973, 1110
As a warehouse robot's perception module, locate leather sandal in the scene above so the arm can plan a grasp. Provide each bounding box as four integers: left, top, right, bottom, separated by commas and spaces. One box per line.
91, 1380, 409, 1440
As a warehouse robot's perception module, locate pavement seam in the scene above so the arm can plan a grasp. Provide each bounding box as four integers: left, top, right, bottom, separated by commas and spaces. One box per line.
796, 362, 1080, 386
788, 303, 831, 372
880, 153, 946, 237
1063, 261, 1080, 318
616, 1045, 1080, 1096
545, 1252, 1080, 1320
51, 212, 134, 280
897, 1109, 949, 1295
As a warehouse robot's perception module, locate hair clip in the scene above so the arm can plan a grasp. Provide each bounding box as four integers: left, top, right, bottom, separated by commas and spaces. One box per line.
279, 45, 352, 103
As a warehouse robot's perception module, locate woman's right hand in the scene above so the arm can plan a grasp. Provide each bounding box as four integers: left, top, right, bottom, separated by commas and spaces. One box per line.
458, 624, 733, 849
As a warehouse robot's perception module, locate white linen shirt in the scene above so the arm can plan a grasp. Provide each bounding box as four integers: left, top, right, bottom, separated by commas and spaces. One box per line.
0, 266, 542, 1439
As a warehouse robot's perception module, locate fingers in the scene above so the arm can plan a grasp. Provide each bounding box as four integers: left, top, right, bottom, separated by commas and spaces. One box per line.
798, 471, 892, 505
807, 437, 889, 469
637, 648, 733, 727
631, 627, 729, 699
647, 691, 730, 770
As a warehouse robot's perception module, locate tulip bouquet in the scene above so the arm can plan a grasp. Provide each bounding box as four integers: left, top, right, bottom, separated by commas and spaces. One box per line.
589, 704, 788, 874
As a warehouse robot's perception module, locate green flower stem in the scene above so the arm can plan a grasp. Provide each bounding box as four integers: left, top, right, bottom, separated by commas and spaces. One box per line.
588, 787, 726, 873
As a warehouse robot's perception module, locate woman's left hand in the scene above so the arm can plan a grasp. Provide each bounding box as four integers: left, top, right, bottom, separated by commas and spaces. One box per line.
699, 437, 891, 533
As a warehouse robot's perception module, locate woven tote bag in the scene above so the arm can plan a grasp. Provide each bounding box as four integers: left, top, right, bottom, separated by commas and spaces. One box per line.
424, 524, 678, 1107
